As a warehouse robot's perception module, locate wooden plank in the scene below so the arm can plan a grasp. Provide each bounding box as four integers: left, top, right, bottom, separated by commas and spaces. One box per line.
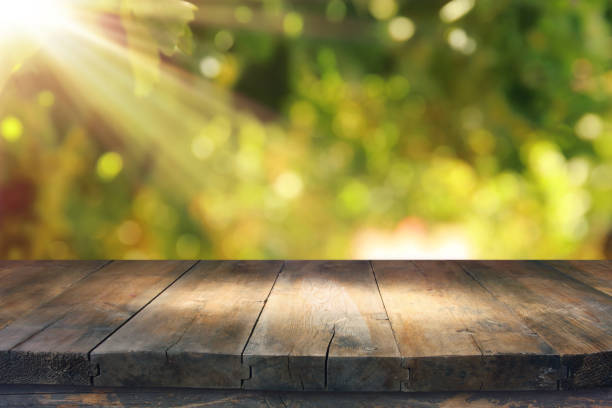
279, 388, 612, 408
544, 261, 612, 297
371, 261, 559, 392
0, 260, 194, 385
459, 260, 612, 390
0, 386, 285, 407
0, 385, 610, 408
242, 260, 406, 392
90, 261, 283, 389
0, 261, 106, 330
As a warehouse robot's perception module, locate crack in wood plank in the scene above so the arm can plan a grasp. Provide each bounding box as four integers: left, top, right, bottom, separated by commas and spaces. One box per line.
1, 261, 196, 386
87, 261, 200, 379
243, 261, 403, 391
324, 324, 335, 389
91, 261, 282, 388
240, 261, 285, 388
374, 260, 562, 392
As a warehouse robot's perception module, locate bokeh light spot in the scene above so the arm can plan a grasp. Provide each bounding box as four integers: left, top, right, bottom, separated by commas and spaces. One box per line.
567, 157, 590, 186
440, 0, 475, 23
369, 0, 398, 20
200, 56, 221, 79
274, 171, 304, 199
525, 141, 565, 176
447, 27, 476, 54
283, 12, 304, 37
117, 220, 142, 246
460, 106, 483, 131
214, 30, 234, 51
575, 113, 603, 140
338, 180, 371, 215
333, 102, 363, 137
97, 152, 123, 181
235, 6, 253, 23
37, 90, 55, 107
207, 116, 232, 144
468, 129, 495, 155
386, 75, 410, 99
192, 134, 215, 159
290, 100, 317, 128
388, 17, 415, 42
326, 0, 346, 22
1, 116, 23, 142
592, 164, 612, 189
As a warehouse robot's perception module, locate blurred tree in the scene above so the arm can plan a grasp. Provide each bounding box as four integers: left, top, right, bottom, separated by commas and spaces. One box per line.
1, 0, 611, 259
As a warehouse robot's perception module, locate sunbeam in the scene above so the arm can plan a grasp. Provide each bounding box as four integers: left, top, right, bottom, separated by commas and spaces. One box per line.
0, 0, 70, 36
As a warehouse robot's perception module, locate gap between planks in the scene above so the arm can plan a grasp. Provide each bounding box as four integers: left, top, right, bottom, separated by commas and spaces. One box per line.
240, 261, 286, 388
458, 261, 612, 390
241, 261, 405, 392
457, 261, 564, 389
3, 261, 114, 372
369, 260, 407, 390
538, 261, 612, 299
87, 261, 201, 384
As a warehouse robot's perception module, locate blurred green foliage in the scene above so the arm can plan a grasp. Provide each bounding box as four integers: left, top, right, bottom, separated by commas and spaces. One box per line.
1, 0, 612, 259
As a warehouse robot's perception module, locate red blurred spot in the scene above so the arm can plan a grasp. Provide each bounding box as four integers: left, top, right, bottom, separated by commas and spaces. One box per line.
96, 13, 128, 47
0, 178, 36, 221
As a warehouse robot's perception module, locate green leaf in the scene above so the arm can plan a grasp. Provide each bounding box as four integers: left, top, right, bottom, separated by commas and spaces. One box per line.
119, 0, 197, 95
177, 25, 194, 55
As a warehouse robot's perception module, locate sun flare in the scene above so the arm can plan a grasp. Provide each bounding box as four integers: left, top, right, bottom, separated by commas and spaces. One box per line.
0, 0, 70, 38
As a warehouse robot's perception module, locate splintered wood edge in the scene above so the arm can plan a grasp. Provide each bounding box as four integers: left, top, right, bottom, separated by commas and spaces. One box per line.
0, 350, 92, 385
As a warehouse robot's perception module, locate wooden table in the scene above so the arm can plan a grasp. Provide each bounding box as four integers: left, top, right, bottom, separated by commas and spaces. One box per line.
0, 260, 610, 394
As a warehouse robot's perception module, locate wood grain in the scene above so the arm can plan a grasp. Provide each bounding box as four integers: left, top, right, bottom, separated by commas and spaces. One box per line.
0, 261, 194, 385
91, 261, 283, 389
242, 260, 406, 391
544, 261, 612, 297
459, 260, 612, 389
0, 385, 610, 408
0, 260, 610, 393
372, 261, 559, 392
0, 385, 284, 407
0, 261, 106, 330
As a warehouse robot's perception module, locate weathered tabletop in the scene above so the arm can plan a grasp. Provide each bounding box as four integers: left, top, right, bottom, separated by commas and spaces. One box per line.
0, 260, 610, 393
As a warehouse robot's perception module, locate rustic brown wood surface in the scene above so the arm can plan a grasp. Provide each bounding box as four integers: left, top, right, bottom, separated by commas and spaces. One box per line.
0, 261, 107, 330
0, 260, 610, 393
459, 260, 612, 390
544, 261, 612, 297
243, 261, 405, 391
372, 260, 559, 392
0, 261, 194, 385
0, 385, 610, 407
91, 261, 283, 388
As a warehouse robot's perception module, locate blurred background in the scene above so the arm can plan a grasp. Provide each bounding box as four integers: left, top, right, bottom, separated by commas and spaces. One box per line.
1, 0, 612, 259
